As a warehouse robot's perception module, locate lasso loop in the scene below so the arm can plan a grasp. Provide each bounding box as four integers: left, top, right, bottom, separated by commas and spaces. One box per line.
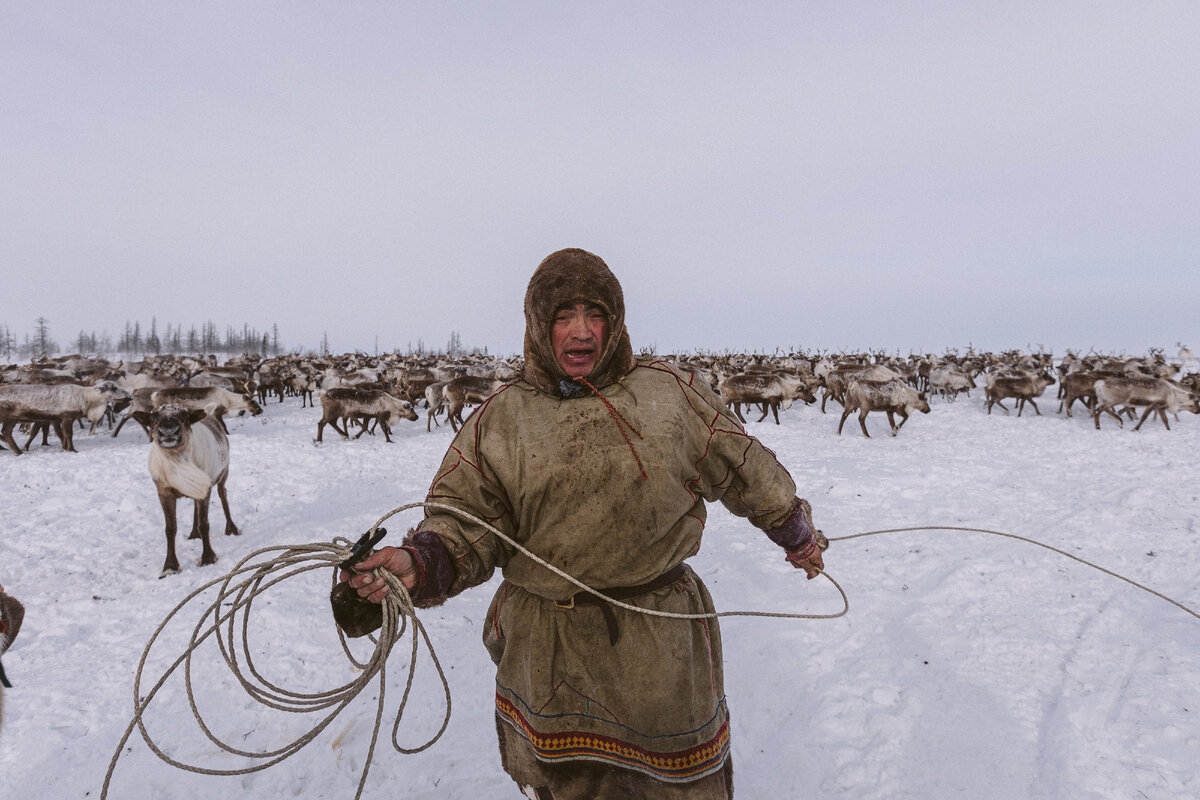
101, 529, 452, 800
102, 503, 1200, 799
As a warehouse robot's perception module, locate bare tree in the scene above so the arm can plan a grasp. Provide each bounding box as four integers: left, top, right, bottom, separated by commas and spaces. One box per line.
33, 317, 57, 357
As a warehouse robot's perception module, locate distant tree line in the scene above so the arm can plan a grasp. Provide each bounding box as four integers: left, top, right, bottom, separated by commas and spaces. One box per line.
0, 317, 285, 361
0, 318, 489, 363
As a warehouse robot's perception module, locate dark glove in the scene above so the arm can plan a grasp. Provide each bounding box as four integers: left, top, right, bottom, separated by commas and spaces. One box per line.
329, 581, 383, 638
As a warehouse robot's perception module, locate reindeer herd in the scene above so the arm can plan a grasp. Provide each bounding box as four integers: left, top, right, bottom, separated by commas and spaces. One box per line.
2, 345, 1197, 575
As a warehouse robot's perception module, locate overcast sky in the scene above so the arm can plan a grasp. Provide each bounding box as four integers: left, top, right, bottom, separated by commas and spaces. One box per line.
4, 1, 1199, 359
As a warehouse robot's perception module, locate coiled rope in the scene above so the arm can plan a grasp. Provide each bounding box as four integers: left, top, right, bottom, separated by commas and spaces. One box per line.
100, 503, 1199, 799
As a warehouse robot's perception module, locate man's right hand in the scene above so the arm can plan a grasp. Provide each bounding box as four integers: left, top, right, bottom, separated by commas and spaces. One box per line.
339, 546, 418, 603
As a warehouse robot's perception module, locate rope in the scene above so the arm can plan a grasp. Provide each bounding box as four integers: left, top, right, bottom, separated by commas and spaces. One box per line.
100, 529, 452, 800
101, 505, 1200, 798
573, 376, 650, 479
827, 524, 1200, 620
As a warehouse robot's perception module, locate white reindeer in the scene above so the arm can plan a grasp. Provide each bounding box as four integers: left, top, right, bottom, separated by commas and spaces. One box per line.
133, 404, 240, 576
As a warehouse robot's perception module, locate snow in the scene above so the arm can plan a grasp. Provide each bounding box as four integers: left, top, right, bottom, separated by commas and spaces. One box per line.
2, 388, 1199, 799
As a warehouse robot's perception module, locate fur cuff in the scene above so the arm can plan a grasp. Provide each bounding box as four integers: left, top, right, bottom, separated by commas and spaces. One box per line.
763, 497, 815, 552
402, 529, 457, 606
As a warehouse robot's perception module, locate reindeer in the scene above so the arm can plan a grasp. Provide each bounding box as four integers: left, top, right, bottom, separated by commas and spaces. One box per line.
837, 379, 930, 437
424, 380, 450, 431
717, 372, 817, 424
0, 583, 24, 730
984, 371, 1056, 416
0, 381, 131, 455
443, 376, 504, 432
113, 385, 262, 438
818, 363, 905, 413
1092, 376, 1200, 431
926, 366, 975, 402
316, 388, 418, 443
133, 404, 240, 576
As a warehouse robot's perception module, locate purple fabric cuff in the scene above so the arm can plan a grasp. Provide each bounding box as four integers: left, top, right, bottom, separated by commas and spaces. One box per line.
763, 498, 814, 552
402, 529, 457, 605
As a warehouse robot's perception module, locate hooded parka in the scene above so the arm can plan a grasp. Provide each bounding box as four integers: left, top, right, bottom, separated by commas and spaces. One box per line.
405, 249, 808, 795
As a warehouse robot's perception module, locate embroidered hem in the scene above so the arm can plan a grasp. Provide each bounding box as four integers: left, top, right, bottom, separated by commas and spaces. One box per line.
495, 693, 731, 783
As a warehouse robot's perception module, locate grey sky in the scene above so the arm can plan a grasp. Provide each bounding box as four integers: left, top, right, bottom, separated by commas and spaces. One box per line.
4, 1, 1198, 358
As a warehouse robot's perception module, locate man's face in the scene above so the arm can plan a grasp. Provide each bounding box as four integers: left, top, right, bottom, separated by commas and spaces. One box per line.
552, 302, 608, 378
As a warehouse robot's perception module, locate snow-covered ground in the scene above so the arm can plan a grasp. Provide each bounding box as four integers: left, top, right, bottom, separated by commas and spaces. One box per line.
2, 385, 1198, 799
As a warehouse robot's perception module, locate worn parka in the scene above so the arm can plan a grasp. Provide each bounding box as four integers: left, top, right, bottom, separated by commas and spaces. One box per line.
405, 249, 807, 788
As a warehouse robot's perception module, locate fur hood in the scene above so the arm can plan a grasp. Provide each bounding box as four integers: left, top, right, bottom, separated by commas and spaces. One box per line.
521, 248, 636, 396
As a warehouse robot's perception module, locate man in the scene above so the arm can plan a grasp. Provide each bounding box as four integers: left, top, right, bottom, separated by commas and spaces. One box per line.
341, 248, 825, 798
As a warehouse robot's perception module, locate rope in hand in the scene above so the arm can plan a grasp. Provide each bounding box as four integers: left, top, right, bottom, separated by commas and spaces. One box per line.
100, 521, 452, 800
101, 503, 1200, 799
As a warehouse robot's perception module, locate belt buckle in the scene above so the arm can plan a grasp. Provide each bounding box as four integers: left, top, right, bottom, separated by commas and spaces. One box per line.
554, 596, 575, 610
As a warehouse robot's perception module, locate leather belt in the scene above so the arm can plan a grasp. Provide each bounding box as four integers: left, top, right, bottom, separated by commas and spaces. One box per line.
554, 563, 688, 646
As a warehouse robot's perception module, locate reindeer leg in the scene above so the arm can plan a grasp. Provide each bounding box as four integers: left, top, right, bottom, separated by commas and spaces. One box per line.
858, 409, 871, 438
837, 407, 852, 435
1, 421, 22, 455
159, 491, 181, 576
60, 418, 77, 452
111, 412, 130, 437
21, 424, 43, 450
216, 474, 239, 535
195, 494, 218, 566
188, 499, 202, 539
1096, 404, 1124, 429
1132, 404, 1167, 431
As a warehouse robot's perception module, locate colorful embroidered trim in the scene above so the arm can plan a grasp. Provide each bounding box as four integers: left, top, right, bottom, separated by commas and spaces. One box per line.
496, 694, 730, 783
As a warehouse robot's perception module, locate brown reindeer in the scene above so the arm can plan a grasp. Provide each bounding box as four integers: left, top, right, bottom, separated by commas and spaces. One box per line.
837, 379, 930, 437
316, 388, 419, 443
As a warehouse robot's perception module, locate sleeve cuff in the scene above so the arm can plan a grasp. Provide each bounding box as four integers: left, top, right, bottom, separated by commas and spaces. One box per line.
401, 529, 457, 605
763, 497, 815, 553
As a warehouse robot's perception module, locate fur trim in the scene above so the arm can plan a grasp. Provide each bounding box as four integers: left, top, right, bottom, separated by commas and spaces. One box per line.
521, 248, 637, 395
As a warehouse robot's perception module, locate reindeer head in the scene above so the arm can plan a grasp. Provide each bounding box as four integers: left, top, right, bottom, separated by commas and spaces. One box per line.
135, 404, 208, 451
390, 400, 419, 424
